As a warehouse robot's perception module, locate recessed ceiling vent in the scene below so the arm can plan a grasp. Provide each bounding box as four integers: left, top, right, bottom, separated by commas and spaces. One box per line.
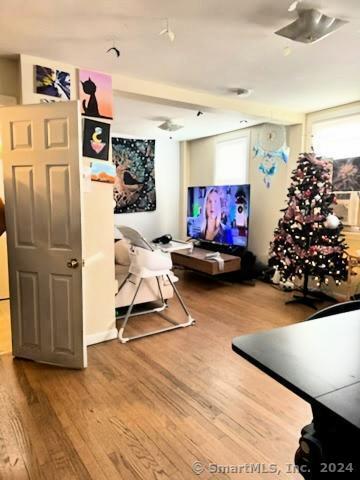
275, 8, 348, 44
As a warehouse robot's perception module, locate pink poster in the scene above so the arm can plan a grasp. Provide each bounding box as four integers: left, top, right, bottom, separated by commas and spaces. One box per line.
79, 69, 113, 120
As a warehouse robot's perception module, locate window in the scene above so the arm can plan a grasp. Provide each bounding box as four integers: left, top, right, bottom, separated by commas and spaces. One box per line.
215, 136, 249, 185
312, 113, 360, 227
312, 114, 360, 160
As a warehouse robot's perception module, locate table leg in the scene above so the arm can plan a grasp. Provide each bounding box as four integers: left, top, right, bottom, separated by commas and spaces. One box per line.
294, 405, 360, 478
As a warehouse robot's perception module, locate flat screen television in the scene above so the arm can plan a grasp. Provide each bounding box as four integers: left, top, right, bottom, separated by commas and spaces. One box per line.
187, 184, 250, 247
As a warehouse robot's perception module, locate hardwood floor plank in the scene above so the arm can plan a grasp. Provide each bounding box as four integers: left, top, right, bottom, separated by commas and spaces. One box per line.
0, 361, 39, 480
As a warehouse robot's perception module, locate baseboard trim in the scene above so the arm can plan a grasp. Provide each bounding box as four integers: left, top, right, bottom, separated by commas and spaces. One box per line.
86, 328, 118, 346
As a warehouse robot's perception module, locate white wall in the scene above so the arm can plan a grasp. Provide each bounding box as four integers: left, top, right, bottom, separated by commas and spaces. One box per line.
0, 57, 19, 100
82, 179, 116, 345
114, 136, 180, 240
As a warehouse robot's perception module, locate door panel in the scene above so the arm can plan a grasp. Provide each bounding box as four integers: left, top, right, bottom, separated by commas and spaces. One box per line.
1, 101, 86, 368
17, 270, 40, 349
50, 274, 74, 354
10, 120, 33, 150
13, 165, 36, 247
47, 165, 71, 249
45, 118, 69, 149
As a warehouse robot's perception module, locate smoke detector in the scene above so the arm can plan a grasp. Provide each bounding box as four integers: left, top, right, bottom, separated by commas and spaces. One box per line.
275, 8, 348, 44
228, 88, 253, 97
158, 119, 184, 132
236, 88, 253, 97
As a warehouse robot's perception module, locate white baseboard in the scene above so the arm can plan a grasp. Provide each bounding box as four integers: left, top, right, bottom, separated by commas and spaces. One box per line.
86, 328, 118, 346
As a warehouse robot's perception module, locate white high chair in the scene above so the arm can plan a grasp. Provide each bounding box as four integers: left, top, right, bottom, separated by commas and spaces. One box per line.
116, 227, 195, 343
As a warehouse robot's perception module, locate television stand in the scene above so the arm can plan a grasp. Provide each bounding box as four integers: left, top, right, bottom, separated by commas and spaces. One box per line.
171, 246, 241, 276
195, 240, 244, 257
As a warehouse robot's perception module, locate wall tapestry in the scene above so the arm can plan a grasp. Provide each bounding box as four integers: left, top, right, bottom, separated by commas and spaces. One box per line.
112, 137, 156, 214
79, 69, 113, 120
35, 65, 71, 100
91, 160, 116, 184
83, 119, 110, 161
332, 157, 360, 191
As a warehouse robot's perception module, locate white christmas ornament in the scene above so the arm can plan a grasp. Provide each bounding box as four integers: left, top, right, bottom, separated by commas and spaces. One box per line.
324, 214, 340, 229
272, 268, 281, 285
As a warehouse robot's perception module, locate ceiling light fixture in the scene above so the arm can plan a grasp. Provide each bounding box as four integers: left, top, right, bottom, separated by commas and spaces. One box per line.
159, 18, 176, 43
275, 8, 348, 44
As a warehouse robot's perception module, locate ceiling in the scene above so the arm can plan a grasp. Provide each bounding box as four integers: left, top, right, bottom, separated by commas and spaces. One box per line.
1, 0, 360, 112
112, 94, 263, 140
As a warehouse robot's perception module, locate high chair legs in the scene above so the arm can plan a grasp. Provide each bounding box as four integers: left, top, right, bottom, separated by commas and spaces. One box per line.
117, 274, 195, 343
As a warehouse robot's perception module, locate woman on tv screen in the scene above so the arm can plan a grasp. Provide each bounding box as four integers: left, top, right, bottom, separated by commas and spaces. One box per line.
187, 184, 250, 247
201, 188, 233, 244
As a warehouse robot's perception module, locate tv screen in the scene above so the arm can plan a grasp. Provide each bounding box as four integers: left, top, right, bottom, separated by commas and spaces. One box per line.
187, 184, 250, 247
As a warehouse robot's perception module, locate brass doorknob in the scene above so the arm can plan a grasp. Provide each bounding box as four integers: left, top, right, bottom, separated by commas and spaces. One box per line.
67, 258, 79, 269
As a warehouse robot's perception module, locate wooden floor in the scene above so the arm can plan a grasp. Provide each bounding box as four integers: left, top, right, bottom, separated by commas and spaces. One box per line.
0, 272, 313, 479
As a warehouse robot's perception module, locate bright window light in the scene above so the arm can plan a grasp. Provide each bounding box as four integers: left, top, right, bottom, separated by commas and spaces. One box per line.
215, 136, 249, 185
312, 114, 360, 159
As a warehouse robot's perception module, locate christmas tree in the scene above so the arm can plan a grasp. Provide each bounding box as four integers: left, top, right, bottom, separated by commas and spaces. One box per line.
269, 152, 348, 307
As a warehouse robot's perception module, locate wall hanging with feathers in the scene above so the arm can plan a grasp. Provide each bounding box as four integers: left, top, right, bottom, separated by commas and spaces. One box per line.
253, 123, 289, 188
112, 137, 156, 214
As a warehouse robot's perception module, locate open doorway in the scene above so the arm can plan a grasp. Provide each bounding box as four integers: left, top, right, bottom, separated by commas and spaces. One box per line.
0, 99, 12, 354
0, 300, 11, 355
0, 123, 11, 355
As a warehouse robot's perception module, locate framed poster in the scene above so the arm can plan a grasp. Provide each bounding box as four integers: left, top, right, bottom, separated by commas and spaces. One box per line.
83, 119, 110, 161
79, 69, 113, 119
91, 161, 116, 184
332, 157, 360, 191
35, 65, 70, 100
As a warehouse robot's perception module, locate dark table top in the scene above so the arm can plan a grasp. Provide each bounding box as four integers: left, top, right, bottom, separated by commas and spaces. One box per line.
232, 310, 360, 430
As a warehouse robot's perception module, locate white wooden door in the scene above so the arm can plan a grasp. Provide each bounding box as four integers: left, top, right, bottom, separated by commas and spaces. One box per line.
0, 101, 87, 368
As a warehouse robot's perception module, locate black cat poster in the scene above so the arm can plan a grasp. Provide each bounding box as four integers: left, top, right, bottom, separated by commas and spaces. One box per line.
83, 119, 110, 161
79, 69, 113, 119
112, 137, 156, 214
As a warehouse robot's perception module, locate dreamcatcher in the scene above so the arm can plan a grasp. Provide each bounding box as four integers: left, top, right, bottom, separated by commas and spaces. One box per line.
254, 123, 289, 188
